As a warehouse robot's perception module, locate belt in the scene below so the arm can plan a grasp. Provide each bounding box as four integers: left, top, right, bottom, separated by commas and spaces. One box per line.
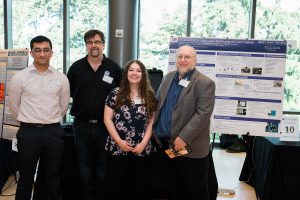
75, 118, 99, 124
20, 122, 60, 128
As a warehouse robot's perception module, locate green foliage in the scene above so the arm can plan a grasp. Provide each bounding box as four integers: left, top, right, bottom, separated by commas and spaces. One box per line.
9, 0, 107, 70
139, 0, 250, 73
191, 0, 249, 38
69, 0, 108, 65
139, 1, 186, 73
256, 2, 300, 110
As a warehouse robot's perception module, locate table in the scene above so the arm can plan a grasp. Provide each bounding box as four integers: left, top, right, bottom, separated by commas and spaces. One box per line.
239, 136, 300, 200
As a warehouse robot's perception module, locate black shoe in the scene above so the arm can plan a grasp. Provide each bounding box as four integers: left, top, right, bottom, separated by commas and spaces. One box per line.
226, 139, 247, 153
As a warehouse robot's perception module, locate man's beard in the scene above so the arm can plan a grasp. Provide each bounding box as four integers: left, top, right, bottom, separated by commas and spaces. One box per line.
90, 49, 100, 57
178, 68, 189, 78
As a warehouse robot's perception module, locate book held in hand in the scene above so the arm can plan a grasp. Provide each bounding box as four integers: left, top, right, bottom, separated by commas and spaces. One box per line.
165, 146, 191, 158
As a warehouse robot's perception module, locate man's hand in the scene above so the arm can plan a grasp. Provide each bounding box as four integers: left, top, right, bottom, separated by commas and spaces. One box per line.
173, 137, 187, 151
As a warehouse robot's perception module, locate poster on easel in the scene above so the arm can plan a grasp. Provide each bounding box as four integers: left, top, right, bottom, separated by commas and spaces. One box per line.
0, 49, 29, 140
168, 37, 286, 137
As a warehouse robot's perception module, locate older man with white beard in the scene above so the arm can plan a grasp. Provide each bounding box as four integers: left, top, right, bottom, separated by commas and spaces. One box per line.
153, 45, 216, 200
67, 30, 122, 200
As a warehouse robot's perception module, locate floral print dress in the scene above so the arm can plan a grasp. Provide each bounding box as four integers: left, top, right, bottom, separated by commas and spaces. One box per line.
105, 88, 156, 156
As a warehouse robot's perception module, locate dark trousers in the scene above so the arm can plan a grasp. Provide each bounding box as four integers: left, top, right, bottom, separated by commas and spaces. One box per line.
154, 146, 210, 200
73, 121, 108, 199
106, 154, 151, 200
170, 156, 209, 200
15, 124, 64, 200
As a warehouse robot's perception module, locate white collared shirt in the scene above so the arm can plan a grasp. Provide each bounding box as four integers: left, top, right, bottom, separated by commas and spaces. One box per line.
8, 63, 70, 124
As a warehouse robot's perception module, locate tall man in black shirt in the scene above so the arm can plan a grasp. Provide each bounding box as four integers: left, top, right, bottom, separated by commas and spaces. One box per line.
67, 30, 122, 200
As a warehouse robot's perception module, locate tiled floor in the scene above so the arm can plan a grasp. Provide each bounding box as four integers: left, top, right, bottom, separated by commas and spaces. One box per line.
213, 148, 256, 200
0, 175, 16, 200
0, 148, 256, 200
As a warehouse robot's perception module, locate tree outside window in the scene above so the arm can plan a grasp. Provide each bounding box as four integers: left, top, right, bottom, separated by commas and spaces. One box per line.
139, 0, 187, 75
256, 0, 300, 111
69, 0, 107, 67
12, 0, 63, 72
191, 0, 250, 39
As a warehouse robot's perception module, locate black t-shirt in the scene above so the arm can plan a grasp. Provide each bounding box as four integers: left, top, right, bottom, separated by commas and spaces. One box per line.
67, 55, 122, 120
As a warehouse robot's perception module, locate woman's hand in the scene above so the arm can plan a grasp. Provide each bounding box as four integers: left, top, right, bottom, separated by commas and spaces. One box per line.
118, 140, 134, 152
132, 142, 146, 154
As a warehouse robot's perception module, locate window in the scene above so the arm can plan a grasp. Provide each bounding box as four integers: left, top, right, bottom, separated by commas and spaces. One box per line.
191, 0, 250, 39
139, 0, 187, 74
256, 0, 300, 111
0, 1, 4, 49
69, 0, 108, 67
12, 0, 63, 72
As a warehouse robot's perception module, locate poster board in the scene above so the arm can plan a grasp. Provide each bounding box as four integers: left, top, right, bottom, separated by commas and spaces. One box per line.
0, 49, 29, 140
168, 37, 286, 137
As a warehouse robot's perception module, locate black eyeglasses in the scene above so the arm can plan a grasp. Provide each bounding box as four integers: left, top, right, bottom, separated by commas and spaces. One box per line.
86, 40, 103, 46
32, 48, 52, 54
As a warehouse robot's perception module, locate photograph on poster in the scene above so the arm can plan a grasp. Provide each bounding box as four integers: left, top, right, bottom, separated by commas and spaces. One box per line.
265, 122, 279, 133
237, 100, 247, 107
236, 108, 247, 115
252, 67, 262, 74
268, 110, 277, 116
241, 66, 251, 74
273, 80, 282, 87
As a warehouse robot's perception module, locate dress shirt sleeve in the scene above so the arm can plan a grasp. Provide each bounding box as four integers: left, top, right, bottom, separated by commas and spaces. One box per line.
8, 74, 22, 120
60, 75, 70, 117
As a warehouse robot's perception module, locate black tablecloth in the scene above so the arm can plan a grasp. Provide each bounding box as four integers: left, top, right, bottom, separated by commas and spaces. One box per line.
239, 136, 300, 200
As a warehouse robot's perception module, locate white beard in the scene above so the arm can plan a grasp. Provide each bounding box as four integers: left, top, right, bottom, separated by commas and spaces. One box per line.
178, 68, 189, 77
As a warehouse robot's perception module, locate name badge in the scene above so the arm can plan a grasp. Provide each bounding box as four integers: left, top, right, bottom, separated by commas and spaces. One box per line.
102, 75, 113, 84
49, 79, 60, 86
179, 79, 190, 87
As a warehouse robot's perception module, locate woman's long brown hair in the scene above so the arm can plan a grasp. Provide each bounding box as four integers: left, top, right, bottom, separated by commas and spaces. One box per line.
115, 60, 157, 118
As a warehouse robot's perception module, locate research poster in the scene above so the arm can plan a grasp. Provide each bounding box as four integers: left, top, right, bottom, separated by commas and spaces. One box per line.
0, 49, 28, 140
168, 37, 286, 137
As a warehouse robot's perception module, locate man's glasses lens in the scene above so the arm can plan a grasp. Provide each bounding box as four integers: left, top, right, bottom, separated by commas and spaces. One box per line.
86, 41, 103, 45
33, 48, 51, 53
177, 55, 193, 60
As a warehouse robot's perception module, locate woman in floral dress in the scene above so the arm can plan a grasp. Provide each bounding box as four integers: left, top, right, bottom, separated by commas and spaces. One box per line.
104, 60, 157, 200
